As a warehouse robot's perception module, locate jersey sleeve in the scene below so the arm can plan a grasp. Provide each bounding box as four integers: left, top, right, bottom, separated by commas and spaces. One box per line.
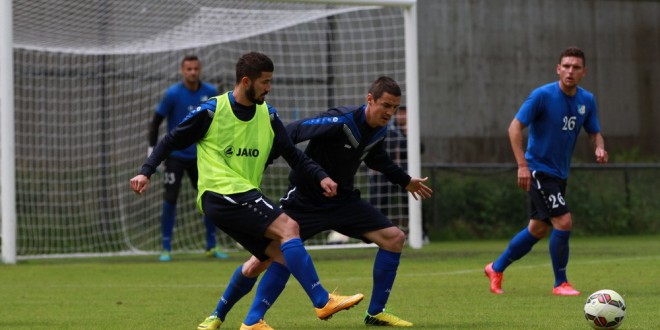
155, 87, 175, 117
270, 107, 329, 184
515, 88, 545, 126
287, 110, 345, 144
139, 100, 215, 177
582, 95, 601, 134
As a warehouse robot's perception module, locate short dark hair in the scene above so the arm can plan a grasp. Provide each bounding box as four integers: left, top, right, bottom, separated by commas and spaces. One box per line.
559, 47, 586, 66
181, 54, 200, 67
235, 52, 274, 84
368, 76, 401, 100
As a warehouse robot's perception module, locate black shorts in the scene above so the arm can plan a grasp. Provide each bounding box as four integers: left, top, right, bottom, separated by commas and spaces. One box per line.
201, 189, 282, 261
162, 157, 198, 203
280, 187, 395, 244
528, 171, 569, 222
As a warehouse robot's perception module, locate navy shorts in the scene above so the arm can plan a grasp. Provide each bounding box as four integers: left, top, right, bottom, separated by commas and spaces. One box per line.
201, 189, 282, 261
162, 157, 198, 203
528, 171, 570, 222
280, 187, 395, 243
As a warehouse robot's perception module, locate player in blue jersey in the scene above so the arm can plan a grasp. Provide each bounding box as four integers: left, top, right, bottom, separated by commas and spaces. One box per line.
148, 55, 228, 261
196, 77, 432, 329
132, 52, 364, 330
484, 47, 608, 296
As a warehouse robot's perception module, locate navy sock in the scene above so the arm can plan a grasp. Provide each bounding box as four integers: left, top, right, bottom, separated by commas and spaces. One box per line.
549, 229, 571, 286
203, 216, 217, 251
160, 201, 176, 251
493, 228, 539, 272
368, 249, 400, 315
244, 262, 290, 325
281, 238, 328, 308
213, 265, 257, 321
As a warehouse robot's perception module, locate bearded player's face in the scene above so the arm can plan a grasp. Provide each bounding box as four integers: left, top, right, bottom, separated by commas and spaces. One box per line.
246, 72, 272, 105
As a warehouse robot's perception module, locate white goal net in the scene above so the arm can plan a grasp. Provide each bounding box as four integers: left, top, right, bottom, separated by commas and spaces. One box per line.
6, 0, 411, 259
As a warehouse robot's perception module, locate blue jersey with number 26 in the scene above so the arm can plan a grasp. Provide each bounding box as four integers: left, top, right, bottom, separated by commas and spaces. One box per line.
515, 82, 601, 179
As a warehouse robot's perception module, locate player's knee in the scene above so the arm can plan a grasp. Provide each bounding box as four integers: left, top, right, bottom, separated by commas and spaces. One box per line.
374, 227, 405, 252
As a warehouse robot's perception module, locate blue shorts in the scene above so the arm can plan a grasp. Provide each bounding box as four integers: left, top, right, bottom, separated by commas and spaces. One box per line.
201, 189, 281, 261
528, 171, 570, 222
280, 187, 395, 243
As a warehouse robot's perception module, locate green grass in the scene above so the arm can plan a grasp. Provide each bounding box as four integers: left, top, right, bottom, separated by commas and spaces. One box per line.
2, 235, 659, 329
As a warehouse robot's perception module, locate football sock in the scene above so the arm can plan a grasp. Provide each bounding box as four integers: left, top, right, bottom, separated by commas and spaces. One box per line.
493, 228, 539, 272
281, 238, 328, 308
549, 229, 571, 286
244, 261, 290, 325
160, 201, 176, 251
214, 265, 258, 321
368, 249, 400, 315
203, 215, 217, 251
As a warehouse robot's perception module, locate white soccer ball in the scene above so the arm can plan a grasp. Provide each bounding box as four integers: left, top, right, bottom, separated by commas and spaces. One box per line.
584, 289, 626, 329
326, 230, 350, 244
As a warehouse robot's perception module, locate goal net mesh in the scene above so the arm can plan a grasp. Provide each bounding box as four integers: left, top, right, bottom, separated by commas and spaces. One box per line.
10, 0, 407, 258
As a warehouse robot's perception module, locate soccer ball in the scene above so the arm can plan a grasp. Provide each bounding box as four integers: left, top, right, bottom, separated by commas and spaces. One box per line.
584, 289, 626, 329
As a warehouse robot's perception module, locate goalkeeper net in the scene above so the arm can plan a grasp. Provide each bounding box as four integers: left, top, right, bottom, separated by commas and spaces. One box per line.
8, 0, 409, 259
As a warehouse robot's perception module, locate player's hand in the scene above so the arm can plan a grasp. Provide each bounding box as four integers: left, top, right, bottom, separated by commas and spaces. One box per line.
406, 177, 433, 200
130, 174, 150, 195
517, 166, 531, 191
320, 177, 338, 198
595, 147, 608, 164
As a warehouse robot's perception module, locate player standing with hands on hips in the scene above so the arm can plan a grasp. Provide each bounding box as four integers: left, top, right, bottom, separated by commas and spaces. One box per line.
485, 47, 608, 296
131, 52, 364, 330
149, 55, 227, 261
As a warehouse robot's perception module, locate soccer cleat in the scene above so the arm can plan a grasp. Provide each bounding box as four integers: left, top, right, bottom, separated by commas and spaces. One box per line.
205, 247, 229, 259
239, 319, 273, 330
552, 282, 581, 296
484, 262, 504, 294
364, 310, 413, 327
197, 315, 222, 330
159, 250, 172, 262
315, 291, 364, 320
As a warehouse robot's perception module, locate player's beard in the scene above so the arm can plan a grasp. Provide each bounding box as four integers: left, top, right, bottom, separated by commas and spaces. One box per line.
246, 85, 266, 105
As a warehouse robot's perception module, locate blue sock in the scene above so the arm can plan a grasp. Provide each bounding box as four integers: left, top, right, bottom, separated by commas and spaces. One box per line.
281, 238, 328, 308
493, 228, 539, 272
213, 266, 257, 321
549, 229, 571, 287
161, 201, 176, 251
203, 216, 217, 251
244, 262, 290, 325
368, 249, 400, 315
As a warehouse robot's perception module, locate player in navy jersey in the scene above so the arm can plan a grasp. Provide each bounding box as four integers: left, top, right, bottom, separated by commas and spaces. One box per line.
148, 55, 227, 261
132, 52, 364, 330
485, 47, 608, 296
197, 76, 432, 329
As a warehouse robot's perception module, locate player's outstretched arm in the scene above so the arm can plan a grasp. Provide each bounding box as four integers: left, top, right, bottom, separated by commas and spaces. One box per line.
405, 177, 433, 200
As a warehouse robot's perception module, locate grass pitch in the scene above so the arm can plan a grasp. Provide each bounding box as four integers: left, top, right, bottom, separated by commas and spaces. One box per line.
1, 235, 658, 329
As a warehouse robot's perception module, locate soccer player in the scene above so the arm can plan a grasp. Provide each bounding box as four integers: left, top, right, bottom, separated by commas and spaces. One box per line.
149, 55, 227, 261
197, 76, 432, 329
131, 52, 364, 330
484, 47, 608, 296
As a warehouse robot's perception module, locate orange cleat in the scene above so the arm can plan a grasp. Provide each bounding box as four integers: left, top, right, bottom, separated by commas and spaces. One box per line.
552, 282, 581, 296
484, 262, 504, 294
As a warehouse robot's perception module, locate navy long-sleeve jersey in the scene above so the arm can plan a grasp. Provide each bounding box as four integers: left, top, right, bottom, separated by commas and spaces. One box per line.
139, 93, 328, 186
287, 105, 411, 205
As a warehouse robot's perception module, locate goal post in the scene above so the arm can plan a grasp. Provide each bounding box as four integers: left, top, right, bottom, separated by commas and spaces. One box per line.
3, 0, 421, 261
1, 0, 17, 264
